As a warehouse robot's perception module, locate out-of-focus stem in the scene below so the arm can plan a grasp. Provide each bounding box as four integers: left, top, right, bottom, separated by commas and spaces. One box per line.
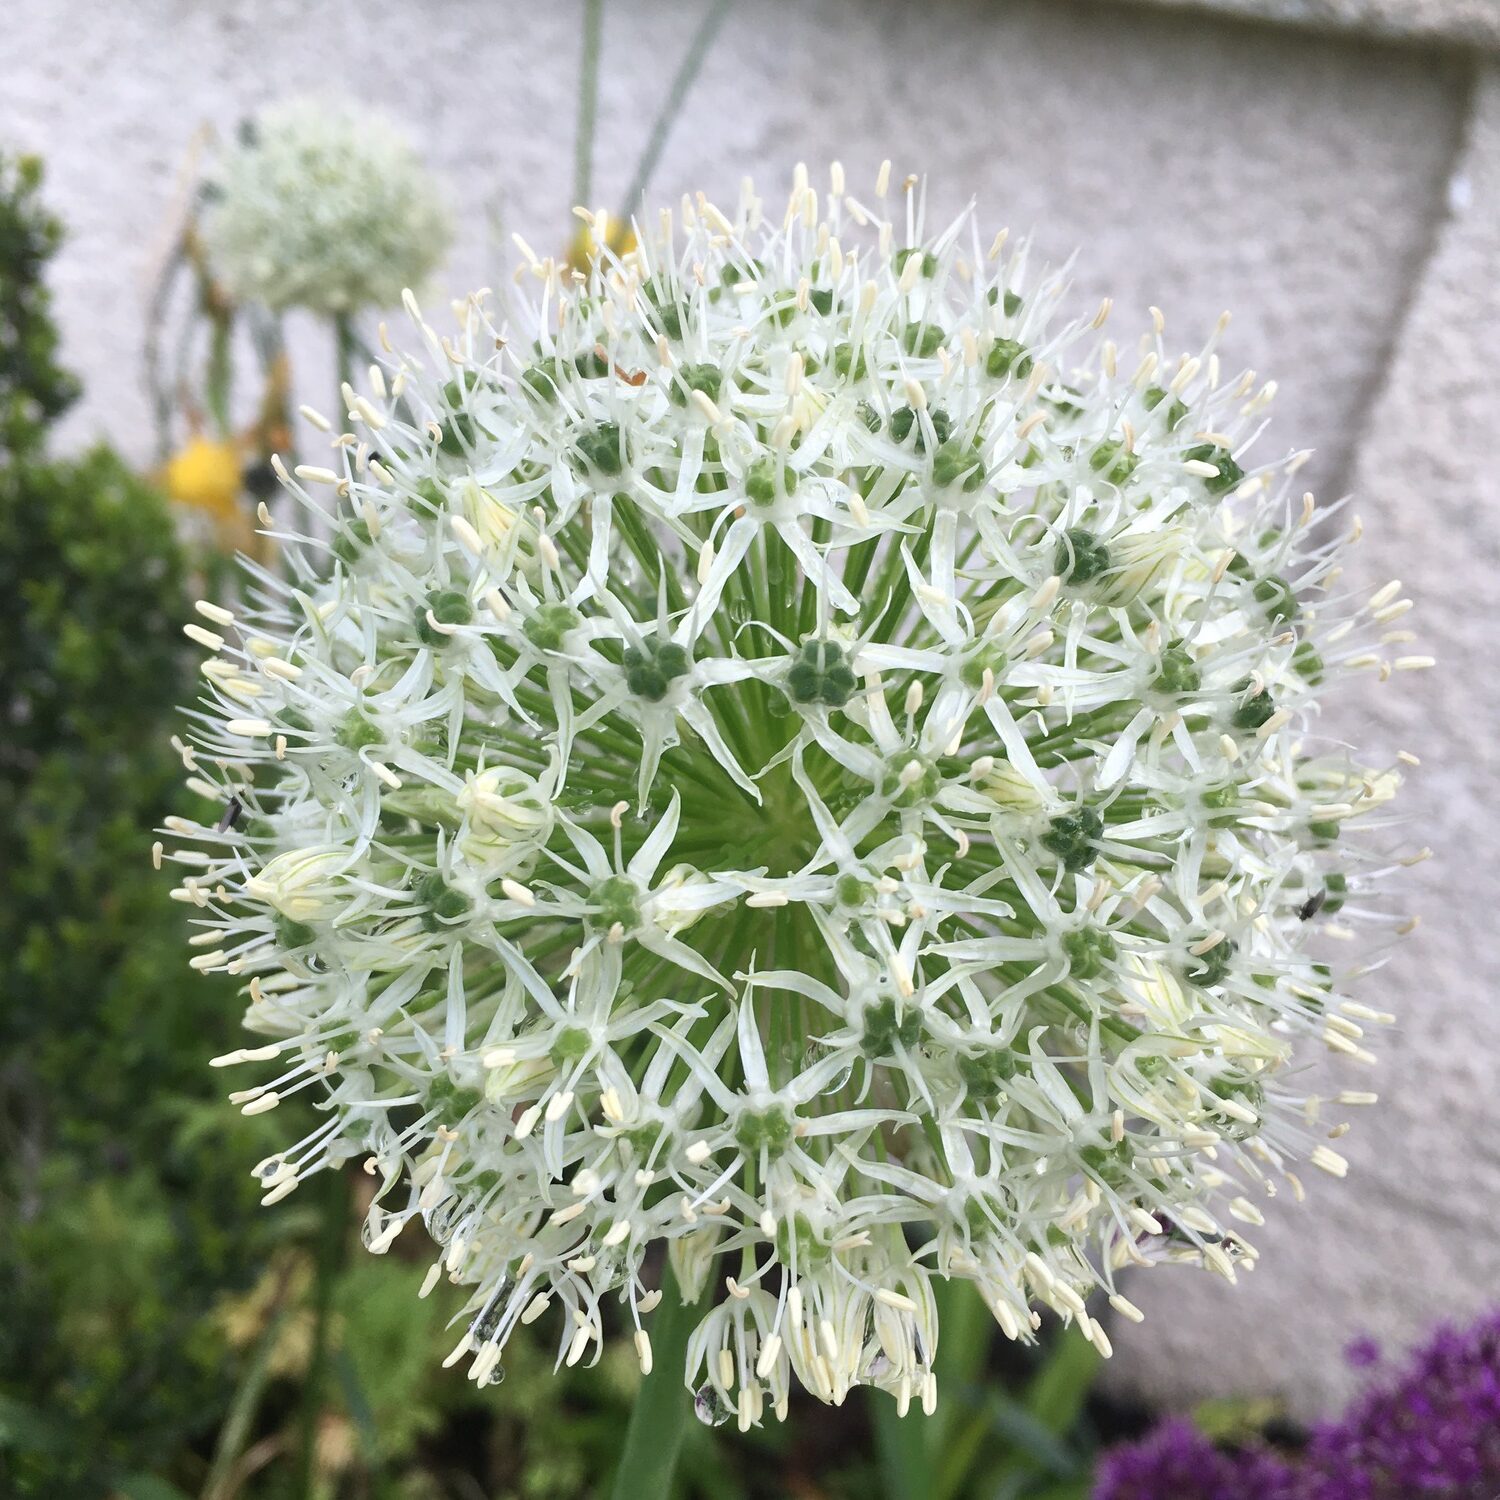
295, 1167, 350, 1500
608, 1263, 697, 1500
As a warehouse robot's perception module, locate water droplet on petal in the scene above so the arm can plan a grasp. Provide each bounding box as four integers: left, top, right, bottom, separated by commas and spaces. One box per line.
480, 1362, 506, 1387
694, 1382, 732, 1426
804, 1041, 852, 1095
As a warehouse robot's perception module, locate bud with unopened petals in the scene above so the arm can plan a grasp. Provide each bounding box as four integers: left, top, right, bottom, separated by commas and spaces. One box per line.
245, 846, 353, 922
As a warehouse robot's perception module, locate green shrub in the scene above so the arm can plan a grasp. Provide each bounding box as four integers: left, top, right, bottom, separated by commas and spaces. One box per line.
0, 153, 79, 461
0, 150, 273, 1497
0, 448, 216, 1144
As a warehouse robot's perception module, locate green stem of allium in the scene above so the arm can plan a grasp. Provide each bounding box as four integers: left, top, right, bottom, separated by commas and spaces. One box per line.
933, 1400, 1005, 1500
614, 500, 689, 611
706, 675, 762, 770
333, 313, 357, 413
608, 1262, 698, 1500
144, 228, 190, 461
840, 533, 880, 601
206, 308, 234, 438
616, 0, 733, 218
798, 518, 830, 640
871, 1388, 928, 1500
202, 1276, 292, 1500
295, 1167, 350, 1500
927, 1280, 995, 1500
870, 526, 931, 646
574, 0, 605, 212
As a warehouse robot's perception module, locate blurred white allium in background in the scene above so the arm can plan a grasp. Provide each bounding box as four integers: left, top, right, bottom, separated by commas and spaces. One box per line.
172, 165, 1426, 1428
199, 99, 451, 315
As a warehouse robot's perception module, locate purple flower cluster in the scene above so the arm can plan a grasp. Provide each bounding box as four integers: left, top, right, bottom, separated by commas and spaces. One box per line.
1094, 1420, 1301, 1500
1096, 1309, 1500, 1500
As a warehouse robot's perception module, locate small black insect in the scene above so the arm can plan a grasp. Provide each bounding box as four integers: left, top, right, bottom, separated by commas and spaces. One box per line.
1297, 888, 1327, 922
216, 795, 243, 834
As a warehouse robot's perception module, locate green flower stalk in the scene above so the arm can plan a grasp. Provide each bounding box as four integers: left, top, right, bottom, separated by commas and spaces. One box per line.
172, 164, 1426, 1429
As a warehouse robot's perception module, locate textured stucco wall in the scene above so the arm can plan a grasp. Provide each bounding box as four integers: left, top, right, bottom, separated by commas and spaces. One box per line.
1113, 58, 1500, 1418
2, 0, 1494, 1419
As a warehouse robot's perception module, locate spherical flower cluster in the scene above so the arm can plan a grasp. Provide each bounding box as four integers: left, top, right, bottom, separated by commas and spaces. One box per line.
171, 165, 1425, 1426
1097, 1311, 1500, 1498
200, 99, 451, 316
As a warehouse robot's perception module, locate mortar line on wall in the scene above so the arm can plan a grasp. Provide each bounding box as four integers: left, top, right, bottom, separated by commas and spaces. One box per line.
1322, 53, 1481, 504
1112, 0, 1500, 53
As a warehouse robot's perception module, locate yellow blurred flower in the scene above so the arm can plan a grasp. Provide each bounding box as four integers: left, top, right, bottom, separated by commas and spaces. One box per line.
565, 214, 637, 271
162, 435, 243, 523
215, 1250, 317, 1379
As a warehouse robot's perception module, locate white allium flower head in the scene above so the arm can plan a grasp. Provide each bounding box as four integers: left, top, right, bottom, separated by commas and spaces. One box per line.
200, 98, 451, 315
175, 164, 1427, 1425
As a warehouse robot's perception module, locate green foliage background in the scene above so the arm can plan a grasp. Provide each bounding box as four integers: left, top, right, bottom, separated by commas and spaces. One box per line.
0, 149, 272, 1496
0, 153, 79, 464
